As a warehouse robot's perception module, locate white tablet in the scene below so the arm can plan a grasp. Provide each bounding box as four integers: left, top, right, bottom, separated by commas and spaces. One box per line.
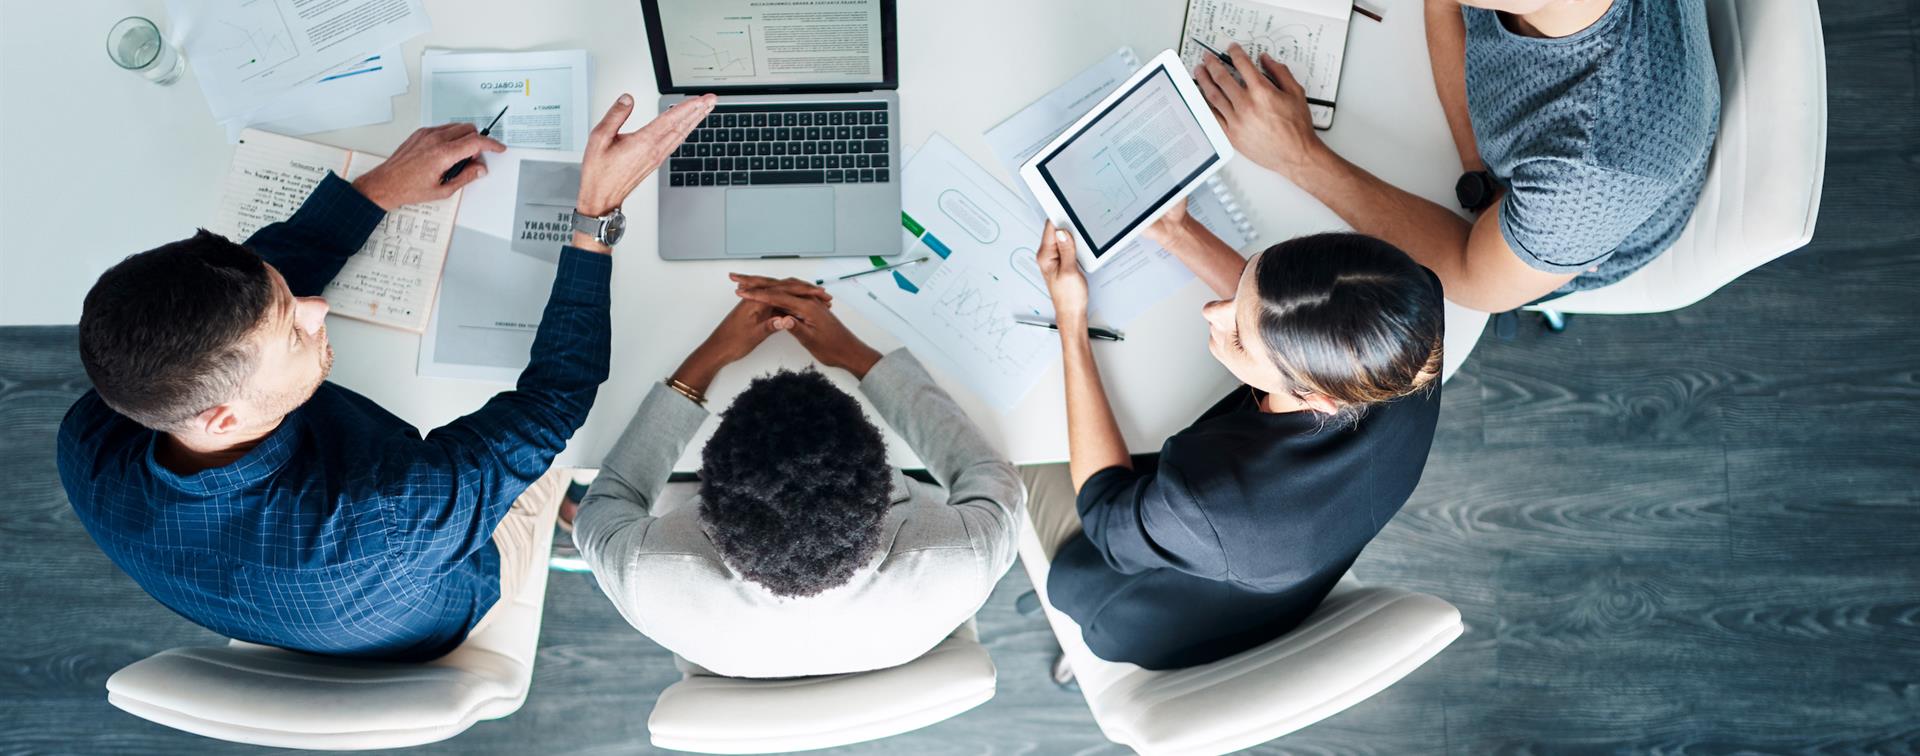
1019, 49, 1235, 273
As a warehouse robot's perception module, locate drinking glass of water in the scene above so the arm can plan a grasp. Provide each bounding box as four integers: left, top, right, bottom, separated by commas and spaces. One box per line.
107, 16, 184, 85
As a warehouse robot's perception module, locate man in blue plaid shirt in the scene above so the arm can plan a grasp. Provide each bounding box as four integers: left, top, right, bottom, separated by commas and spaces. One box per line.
57, 93, 715, 661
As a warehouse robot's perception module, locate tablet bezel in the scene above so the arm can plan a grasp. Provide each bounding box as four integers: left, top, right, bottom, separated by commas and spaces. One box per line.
1018, 49, 1235, 273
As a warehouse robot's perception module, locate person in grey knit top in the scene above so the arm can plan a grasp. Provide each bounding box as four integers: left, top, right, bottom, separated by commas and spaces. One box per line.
1188, 0, 1716, 311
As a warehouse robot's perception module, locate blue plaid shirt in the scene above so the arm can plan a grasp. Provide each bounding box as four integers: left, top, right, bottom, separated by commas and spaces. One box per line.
58, 174, 610, 661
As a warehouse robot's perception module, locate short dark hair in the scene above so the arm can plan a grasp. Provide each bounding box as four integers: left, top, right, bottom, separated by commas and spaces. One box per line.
698, 368, 894, 598
1252, 233, 1445, 415
79, 230, 276, 431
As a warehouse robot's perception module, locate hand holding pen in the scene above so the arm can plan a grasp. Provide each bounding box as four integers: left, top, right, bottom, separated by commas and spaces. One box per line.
1189, 38, 1334, 109
349, 121, 505, 210
1189, 39, 1326, 179
439, 105, 510, 185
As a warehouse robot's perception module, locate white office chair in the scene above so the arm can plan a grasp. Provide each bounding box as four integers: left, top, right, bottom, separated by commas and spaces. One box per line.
1015, 523, 1462, 756
639, 481, 999, 754
103, 499, 561, 750
1532, 0, 1827, 319
648, 623, 997, 754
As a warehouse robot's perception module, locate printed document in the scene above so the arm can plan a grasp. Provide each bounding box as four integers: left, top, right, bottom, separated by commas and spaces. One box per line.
222, 47, 408, 142
817, 135, 1059, 411
168, 0, 430, 121
419, 148, 584, 382
422, 50, 592, 151
210, 129, 458, 333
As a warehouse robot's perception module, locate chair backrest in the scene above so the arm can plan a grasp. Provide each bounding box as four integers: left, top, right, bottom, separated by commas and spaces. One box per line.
647, 627, 997, 754
1541, 0, 1827, 314
103, 495, 560, 750
1087, 586, 1461, 756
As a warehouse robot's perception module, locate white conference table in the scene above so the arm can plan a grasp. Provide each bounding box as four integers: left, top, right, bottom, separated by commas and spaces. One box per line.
0, 0, 1484, 468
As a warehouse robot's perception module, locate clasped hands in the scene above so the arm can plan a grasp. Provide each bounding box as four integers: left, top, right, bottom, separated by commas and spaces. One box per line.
670, 274, 884, 396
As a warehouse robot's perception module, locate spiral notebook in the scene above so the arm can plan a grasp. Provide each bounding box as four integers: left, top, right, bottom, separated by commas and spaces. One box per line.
210, 129, 460, 333
1179, 0, 1354, 130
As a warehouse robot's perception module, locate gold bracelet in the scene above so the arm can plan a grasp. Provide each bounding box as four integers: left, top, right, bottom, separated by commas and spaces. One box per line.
665, 378, 707, 406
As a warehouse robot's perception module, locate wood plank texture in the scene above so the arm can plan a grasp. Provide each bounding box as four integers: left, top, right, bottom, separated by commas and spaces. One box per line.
2, 1, 1916, 752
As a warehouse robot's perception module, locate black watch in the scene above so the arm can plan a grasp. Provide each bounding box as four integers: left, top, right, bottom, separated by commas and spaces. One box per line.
1454, 170, 1499, 213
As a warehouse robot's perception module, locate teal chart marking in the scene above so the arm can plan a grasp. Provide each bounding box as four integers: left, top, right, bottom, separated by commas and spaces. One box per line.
882, 211, 953, 293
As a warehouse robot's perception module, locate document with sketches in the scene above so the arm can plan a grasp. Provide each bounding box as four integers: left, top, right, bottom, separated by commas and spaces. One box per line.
168, 0, 430, 122
817, 135, 1059, 411
422, 50, 592, 151
210, 129, 457, 333
984, 47, 1258, 326
419, 148, 584, 382
1179, 0, 1352, 129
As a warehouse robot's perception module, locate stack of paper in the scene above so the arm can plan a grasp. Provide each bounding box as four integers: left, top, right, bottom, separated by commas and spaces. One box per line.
164, 0, 431, 139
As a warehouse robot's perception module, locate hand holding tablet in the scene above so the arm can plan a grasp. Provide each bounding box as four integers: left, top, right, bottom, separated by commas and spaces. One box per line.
1018, 49, 1236, 273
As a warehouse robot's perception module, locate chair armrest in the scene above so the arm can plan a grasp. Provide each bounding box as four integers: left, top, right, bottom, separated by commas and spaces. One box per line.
1092, 587, 1462, 756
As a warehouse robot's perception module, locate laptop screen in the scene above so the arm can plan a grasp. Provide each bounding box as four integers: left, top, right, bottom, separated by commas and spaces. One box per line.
649, 0, 888, 91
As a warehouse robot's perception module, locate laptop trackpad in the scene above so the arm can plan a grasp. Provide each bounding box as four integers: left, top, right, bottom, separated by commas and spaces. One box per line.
726, 188, 835, 256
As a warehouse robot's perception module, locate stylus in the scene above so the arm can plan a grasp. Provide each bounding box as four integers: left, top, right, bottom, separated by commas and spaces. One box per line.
814, 256, 931, 286
440, 105, 509, 185
1015, 318, 1125, 342
1189, 37, 1336, 108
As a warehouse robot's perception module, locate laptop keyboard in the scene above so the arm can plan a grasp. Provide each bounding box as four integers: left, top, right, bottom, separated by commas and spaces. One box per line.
667, 102, 892, 188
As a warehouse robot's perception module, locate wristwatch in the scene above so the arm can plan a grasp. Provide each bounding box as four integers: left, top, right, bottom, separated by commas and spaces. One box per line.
571, 206, 627, 246
1454, 170, 1499, 213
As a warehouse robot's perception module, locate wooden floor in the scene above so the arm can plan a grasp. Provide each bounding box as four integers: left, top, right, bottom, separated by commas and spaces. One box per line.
4, 2, 1917, 753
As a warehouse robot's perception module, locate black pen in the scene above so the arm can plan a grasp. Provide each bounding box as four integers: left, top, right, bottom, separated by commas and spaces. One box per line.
1015, 318, 1124, 342
439, 105, 509, 184
1189, 37, 1336, 108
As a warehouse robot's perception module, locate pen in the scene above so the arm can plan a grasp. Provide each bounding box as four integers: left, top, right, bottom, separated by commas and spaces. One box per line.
1189, 37, 1336, 108
1015, 318, 1124, 342
439, 105, 509, 184
814, 255, 931, 286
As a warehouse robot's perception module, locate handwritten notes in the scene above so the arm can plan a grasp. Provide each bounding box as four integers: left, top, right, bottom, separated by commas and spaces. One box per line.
211, 129, 458, 332
1180, 0, 1352, 129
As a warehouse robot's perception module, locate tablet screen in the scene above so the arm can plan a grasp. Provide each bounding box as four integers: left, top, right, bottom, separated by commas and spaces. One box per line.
1036, 66, 1219, 255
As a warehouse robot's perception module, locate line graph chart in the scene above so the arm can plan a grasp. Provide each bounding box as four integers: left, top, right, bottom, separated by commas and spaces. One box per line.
205, 0, 299, 76
673, 30, 755, 77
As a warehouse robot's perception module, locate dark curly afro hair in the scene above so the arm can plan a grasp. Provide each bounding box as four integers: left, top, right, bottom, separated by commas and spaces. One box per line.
699, 368, 894, 597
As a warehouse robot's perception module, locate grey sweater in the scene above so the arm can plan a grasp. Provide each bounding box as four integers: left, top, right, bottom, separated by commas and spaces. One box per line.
571, 349, 1024, 678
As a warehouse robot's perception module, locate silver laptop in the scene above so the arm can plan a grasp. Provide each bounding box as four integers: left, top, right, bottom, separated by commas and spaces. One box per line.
641, 0, 901, 259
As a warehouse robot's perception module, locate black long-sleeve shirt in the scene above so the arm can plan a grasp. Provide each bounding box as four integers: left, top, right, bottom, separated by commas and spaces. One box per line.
1049, 382, 1443, 669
